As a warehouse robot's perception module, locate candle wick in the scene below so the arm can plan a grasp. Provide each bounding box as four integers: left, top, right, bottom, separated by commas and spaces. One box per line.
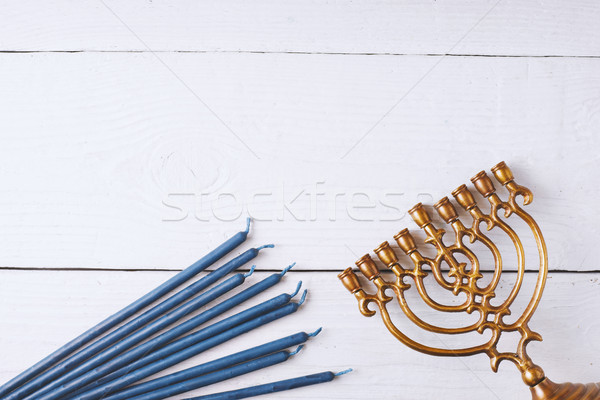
308, 327, 322, 338
256, 244, 275, 251
280, 262, 296, 277
243, 217, 251, 234
289, 281, 303, 298
298, 290, 308, 306
243, 265, 256, 278
334, 368, 353, 376
288, 345, 304, 356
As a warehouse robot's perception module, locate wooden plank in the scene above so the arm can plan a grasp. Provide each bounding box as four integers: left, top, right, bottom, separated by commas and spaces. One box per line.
0, 52, 598, 271
0, 1, 599, 56
0, 270, 598, 399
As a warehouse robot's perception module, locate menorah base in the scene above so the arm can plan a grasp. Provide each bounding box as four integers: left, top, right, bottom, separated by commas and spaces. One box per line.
530, 378, 600, 400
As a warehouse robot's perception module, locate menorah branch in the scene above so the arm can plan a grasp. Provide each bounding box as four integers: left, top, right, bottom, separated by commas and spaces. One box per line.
339, 161, 600, 400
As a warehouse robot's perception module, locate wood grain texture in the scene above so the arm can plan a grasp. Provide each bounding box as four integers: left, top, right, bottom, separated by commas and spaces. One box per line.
0, 270, 598, 400
0, 52, 598, 270
1, 3, 598, 399
0, 1, 599, 56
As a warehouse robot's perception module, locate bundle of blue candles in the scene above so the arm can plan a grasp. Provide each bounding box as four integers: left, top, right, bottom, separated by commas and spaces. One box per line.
0, 218, 350, 400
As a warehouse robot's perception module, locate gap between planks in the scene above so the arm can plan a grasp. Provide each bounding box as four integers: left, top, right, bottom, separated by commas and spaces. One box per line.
0, 50, 599, 59
0, 267, 598, 274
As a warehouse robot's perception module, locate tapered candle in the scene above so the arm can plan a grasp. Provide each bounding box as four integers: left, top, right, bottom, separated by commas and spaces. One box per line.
0, 218, 252, 399
105, 329, 321, 400
66, 289, 303, 400
21, 246, 271, 400
24, 268, 257, 400
53, 267, 298, 399
183, 369, 353, 400
70, 292, 307, 400
122, 348, 303, 400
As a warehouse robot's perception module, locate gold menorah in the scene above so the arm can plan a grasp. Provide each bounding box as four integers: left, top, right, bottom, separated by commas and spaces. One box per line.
339, 161, 599, 400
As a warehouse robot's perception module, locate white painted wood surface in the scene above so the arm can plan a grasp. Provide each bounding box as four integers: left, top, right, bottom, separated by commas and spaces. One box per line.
1, 1, 600, 56
0, 270, 599, 400
0, 52, 599, 271
0, 1, 599, 399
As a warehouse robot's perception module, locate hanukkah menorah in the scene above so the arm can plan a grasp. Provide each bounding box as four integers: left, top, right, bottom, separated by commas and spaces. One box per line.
339, 161, 599, 400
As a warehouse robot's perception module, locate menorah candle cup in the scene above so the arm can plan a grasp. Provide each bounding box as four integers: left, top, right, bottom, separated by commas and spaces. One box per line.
339, 162, 600, 400
471, 170, 497, 198
393, 228, 417, 255
373, 242, 398, 268
355, 254, 380, 281
451, 184, 477, 211
491, 161, 515, 185
338, 268, 362, 294
408, 203, 432, 228
434, 197, 459, 224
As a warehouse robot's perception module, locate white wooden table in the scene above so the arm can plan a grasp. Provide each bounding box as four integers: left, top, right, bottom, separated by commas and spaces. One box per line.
0, 2, 599, 399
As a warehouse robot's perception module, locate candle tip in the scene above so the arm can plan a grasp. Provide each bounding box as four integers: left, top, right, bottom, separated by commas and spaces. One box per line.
335, 368, 353, 376
298, 289, 308, 305
289, 281, 303, 298
280, 262, 296, 276
243, 265, 256, 278
308, 327, 323, 337
257, 244, 275, 251
243, 217, 251, 234
289, 344, 304, 356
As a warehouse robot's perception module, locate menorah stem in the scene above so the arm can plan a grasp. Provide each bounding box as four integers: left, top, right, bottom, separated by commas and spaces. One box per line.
518, 360, 546, 387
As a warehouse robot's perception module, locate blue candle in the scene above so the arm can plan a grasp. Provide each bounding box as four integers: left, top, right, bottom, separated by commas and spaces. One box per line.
183, 369, 353, 400
104, 329, 321, 400
118, 348, 303, 400
52, 266, 298, 399
25, 261, 261, 400
70, 291, 308, 400
14, 244, 272, 400
0, 218, 252, 399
